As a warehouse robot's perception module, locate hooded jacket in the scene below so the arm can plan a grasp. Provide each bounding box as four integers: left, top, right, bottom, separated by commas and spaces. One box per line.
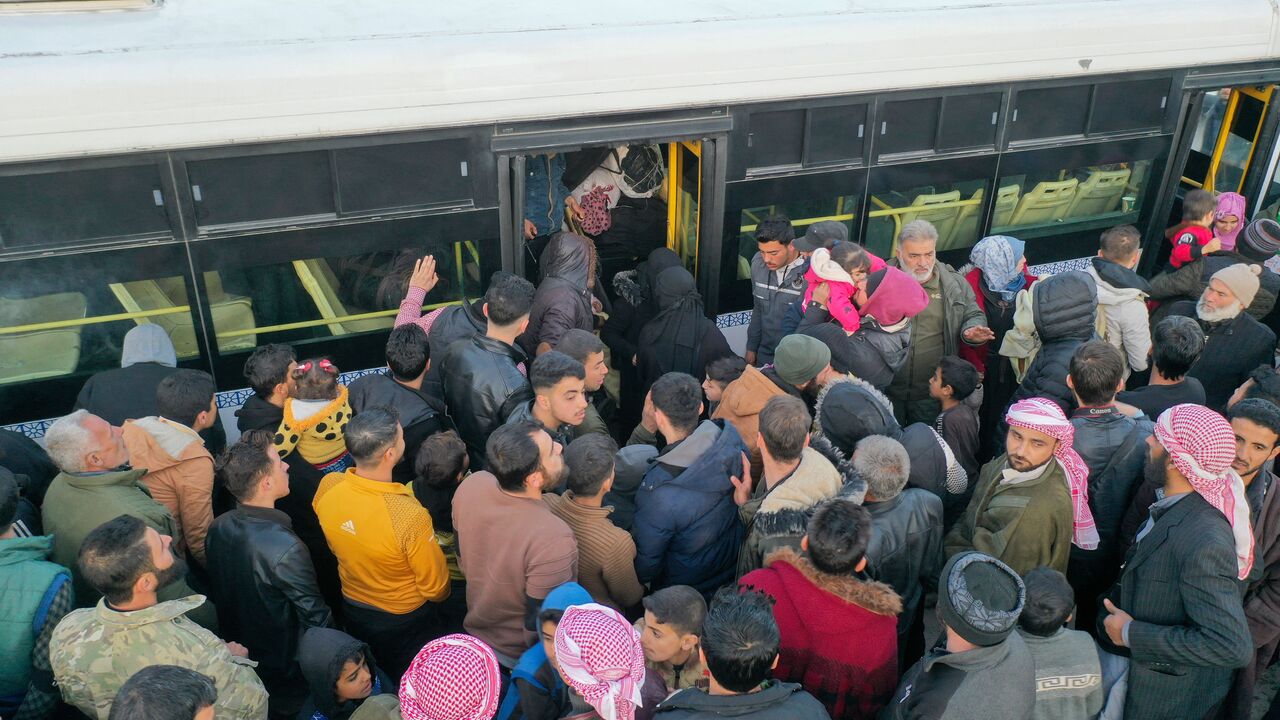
498, 582, 594, 720
1004, 270, 1098, 418
520, 233, 596, 357
440, 334, 534, 470
1086, 256, 1152, 374
297, 628, 395, 720
0, 533, 70, 712
74, 325, 178, 426
348, 372, 448, 484
1169, 299, 1277, 411
712, 365, 789, 476
123, 417, 215, 564
633, 420, 748, 596
741, 548, 901, 720
736, 446, 844, 577
50, 596, 268, 720
883, 631, 1036, 720
656, 680, 829, 720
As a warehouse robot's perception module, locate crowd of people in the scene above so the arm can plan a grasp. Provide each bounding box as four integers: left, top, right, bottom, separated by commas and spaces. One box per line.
6, 191, 1280, 720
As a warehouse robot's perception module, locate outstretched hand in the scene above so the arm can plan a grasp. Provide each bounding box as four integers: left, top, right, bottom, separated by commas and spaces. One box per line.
409, 255, 439, 293
731, 451, 753, 506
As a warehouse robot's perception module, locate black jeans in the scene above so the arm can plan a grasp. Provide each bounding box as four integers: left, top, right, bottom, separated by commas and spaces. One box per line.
342, 599, 443, 683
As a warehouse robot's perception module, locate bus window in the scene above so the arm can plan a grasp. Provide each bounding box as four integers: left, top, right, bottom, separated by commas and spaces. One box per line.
865, 157, 997, 259
993, 159, 1153, 239
0, 243, 201, 425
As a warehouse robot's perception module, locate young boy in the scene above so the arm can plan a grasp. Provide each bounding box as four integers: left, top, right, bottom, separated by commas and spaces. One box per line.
1015, 567, 1104, 720
929, 356, 980, 480
635, 585, 709, 698
500, 582, 593, 720
1165, 188, 1221, 269
702, 356, 747, 416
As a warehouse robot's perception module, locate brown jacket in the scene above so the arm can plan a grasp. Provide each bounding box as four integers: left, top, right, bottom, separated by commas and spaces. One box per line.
712, 365, 787, 479
543, 492, 644, 611
123, 417, 215, 564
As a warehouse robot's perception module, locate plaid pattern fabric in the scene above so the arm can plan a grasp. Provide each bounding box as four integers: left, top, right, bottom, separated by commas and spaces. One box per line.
1154, 403, 1255, 579
554, 604, 646, 720
399, 634, 501, 720
1005, 397, 1100, 550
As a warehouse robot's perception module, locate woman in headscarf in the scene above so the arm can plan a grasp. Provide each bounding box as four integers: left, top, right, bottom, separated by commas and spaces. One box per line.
1214, 191, 1248, 252
635, 266, 734, 399
297, 628, 398, 720
602, 247, 684, 432
400, 634, 502, 720
959, 236, 1038, 463
553, 604, 647, 720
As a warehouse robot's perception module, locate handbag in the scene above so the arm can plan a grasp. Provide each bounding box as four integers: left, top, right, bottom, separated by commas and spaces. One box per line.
576, 185, 614, 236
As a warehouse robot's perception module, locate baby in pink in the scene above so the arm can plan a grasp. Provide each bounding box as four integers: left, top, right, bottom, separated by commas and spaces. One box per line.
803, 244, 874, 334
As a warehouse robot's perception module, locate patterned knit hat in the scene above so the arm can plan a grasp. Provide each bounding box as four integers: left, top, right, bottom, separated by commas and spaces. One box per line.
938, 552, 1026, 647
399, 634, 501, 720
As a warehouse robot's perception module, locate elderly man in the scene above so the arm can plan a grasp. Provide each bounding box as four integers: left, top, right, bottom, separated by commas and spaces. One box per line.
888, 220, 992, 426
1168, 264, 1276, 411
945, 398, 1096, 575
1097, 404, 1253, 720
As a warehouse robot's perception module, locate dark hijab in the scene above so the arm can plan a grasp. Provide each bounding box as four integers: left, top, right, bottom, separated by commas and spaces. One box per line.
638, 266, 707, 378
638, 247, 682, 314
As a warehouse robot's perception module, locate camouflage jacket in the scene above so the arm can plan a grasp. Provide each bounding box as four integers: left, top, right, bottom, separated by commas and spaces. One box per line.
50, 595, 268, 720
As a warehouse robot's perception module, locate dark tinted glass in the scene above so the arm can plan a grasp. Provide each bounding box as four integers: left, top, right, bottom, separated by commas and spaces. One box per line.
1010, 85, 1091, 142
335, 139, 474, 214
187, 151, 335, 227
0, 164, 171, 249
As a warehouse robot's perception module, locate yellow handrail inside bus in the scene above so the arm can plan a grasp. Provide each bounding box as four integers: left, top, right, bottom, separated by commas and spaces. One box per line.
0, 306, 190, 335
213, 299, 463, 340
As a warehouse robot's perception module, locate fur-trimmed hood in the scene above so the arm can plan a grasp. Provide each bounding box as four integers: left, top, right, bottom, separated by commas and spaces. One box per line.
761, 546, 902, 617
810, 433, 867, 505
812, 374, 901, 456
753, 447, 844, 540
613, 269, 645, 307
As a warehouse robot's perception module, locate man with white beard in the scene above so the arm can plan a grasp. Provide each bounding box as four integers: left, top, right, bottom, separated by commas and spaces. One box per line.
1168, 263, 1276, 411
887, 220, 994, 426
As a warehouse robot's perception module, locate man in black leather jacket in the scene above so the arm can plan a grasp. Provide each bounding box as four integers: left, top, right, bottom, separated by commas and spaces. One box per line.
1065, 341, 1151, 640
205, 431, 334, 720
858, 434, 944, 670
439, 272, 537, 470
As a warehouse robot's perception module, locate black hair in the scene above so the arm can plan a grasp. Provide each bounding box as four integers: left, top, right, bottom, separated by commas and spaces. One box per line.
1099, 225, 1141, 262
1228, 398, 1280, 447
530, 351, 586, 393
1068, 341, 1126, 406
485, 272, 536, 326
78, 514, 153, 605
385, 324, 430, 382
754, 215, 795, 245
1151, 316, 1205, 380
705, 356, 747, 385
0, 469, 17, 533
290, 358, 340, 401
1183, 189, 1216, 221
701, 588, 780, 693
109, 665, 218, 720
1243, 365, 1280, 407
486, 421, 543, 493
564, 434, 618, 497
243, 343, 296, 397
156, 369, 216, 429
412, 430, 468, 533
343, 406, 401, 465
642, 585, 708, 637
650, 372, 702, 435
758, 395, 809, 463
555, 329, 606, 365
538, 607, 566, 628
830, 242, 872, 275
805, 498, 871, 574
215, 429, 275, 503
1018, 567, 1075, 637
936, 356, 979, 401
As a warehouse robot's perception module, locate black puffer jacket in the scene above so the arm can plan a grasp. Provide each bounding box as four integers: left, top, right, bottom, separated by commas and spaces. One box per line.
1071, 409, 1153, 562
422, 298, 487, 398
1170, 300, 1278, 411
799, 306, 904, 391
519, 233, 595, 357
439, 334, 534, 469
1006, 270, 1098, 415
205, 506, 333, 713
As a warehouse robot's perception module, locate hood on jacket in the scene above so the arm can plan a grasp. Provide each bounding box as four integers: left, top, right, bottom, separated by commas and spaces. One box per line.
540, 232, 594, 289
234, 394, 284, 433
759, 546, 902, 619
809, 434, 868, 505
1088, 257, 1151, 301
812, 375, 901, 456
511, 581, 595, 692
1032, 270, 1098, 342
859, 265, 930, 330
120, 324, 178, 369
753, 447, 844, 541
657, 680, 815, 716
900, 423, 968, 497
718, 366, 785, 421
299, 627, 380, 720
0, 533, 57, 566
658, 420, 729, 472
123, 417, 205, 472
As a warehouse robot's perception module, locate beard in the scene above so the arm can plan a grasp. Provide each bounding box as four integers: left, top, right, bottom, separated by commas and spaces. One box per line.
152, 555, 187, 591
1144, 451, 1169, 489
539, 460, 568, 493
1197, 298, 1243, 323
1008, 452, 1053, 473
908, 265, 934, 282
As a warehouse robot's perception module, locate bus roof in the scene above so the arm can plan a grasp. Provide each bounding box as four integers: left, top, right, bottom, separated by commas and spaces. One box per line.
2, 0, 1277, 161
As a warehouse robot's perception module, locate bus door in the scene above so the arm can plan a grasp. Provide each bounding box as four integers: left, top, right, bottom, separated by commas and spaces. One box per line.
1181, 85, 1276, 197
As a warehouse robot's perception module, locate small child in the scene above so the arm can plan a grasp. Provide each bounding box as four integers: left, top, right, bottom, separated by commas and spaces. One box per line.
498, 582, 593, 720
1165, 188, 1221, 269
803, 243, 873, 334
930, 356, 981, 482
412, 430, 469, 633
275, 358, 354, 474
702, 355, 747, 415
1015, 568, 1104, 720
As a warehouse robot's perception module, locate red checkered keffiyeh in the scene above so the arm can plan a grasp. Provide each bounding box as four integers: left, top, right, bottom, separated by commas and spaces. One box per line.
554, 604, 646, 720
1154, 403, 1255, 580
1005, 398, 1100, 550
399, 634, 501, 720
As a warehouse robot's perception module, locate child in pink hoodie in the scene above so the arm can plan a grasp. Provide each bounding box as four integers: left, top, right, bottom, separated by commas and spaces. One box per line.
802, 244, 874, 334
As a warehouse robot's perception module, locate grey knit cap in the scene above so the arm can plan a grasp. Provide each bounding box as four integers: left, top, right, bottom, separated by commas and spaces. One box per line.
938, 552, 1026, 647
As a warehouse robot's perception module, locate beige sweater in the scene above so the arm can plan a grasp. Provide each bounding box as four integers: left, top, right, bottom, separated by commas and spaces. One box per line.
543, 492, 645, 611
